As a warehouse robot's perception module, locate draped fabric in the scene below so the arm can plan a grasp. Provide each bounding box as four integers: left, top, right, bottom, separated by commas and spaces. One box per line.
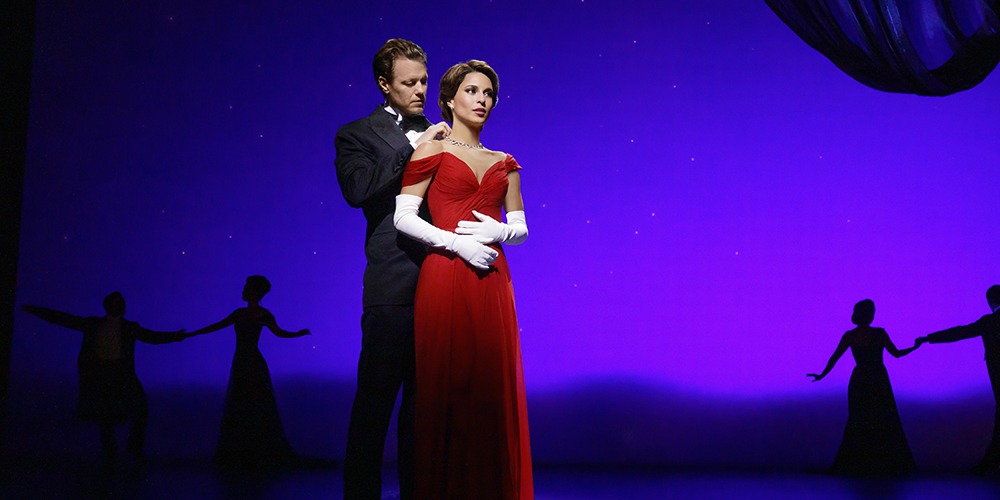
765, 0, 1000, 95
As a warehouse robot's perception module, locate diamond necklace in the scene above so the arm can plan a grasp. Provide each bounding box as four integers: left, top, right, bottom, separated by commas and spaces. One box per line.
444, 136, 485, 150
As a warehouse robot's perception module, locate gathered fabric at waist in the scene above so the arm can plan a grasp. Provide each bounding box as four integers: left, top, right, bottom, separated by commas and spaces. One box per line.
427, 243, 503, 258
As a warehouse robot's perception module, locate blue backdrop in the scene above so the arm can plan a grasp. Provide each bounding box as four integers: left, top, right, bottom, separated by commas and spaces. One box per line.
11, 0, 1000, 470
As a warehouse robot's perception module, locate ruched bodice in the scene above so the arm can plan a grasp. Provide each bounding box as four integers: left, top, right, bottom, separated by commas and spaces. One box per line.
403, 151, 517, 234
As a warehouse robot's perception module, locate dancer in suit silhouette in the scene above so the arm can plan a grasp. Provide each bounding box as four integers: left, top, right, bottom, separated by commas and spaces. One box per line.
22, 292, 187, 466
916, 285, 1000, 474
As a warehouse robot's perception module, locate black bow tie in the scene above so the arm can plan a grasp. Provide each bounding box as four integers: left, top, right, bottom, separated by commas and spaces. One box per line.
400, 114, 428, 132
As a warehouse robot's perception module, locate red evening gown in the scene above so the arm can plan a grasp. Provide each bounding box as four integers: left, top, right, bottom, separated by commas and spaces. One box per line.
402, 151, 533, 499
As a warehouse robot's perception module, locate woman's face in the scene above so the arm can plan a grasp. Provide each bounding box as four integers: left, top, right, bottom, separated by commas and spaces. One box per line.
448, 71, 495, 127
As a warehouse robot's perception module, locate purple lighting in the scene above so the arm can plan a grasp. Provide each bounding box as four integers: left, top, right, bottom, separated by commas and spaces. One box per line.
11, 0, 1000, 470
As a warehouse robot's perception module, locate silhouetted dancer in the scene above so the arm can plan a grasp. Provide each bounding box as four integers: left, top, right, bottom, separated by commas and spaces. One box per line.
21, 292, 188, 467
808, 299, 919, 475
915, 284, 1000, 475
189, 275, 310, 470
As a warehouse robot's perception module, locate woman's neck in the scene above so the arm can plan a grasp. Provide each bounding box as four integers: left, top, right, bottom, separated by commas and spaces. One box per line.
449, 121, 482, 146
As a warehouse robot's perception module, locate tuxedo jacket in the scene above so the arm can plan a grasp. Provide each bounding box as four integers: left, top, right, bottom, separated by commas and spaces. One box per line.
335, 106, 432, 308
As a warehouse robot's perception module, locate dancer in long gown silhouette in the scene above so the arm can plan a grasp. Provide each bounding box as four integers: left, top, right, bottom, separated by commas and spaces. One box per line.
393, 60, 532, 499
190, 275, 310, 469
21, 292, 188, 466
808, 299, 919, 475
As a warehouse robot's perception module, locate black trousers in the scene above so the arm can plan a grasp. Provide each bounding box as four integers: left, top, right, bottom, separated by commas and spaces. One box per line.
344, 305, 416, 500
98, 395, 147, 462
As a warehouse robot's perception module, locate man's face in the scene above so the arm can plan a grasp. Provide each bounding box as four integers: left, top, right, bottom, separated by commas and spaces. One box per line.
379, 57, 427, 116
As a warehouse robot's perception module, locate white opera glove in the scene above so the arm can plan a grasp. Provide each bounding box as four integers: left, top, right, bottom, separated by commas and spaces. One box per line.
394, 194, 498, 270
455, 210, 528, 246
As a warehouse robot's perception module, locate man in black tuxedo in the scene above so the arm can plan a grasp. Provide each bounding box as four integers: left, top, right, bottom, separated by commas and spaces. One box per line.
334, 39, 449, 500
917, 285, 1000, 474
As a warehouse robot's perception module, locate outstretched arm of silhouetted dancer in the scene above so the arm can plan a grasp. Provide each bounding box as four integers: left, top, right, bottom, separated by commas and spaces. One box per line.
260, 310, 310, 338
190, 310, 239, 336
807, 335, 848, 382
191, 309, 309, 338
883, 331, 918, 358
132, 325, 188, 344
21, 305, 87, 331
916, 320, 984, 348
23, 304, 186, 343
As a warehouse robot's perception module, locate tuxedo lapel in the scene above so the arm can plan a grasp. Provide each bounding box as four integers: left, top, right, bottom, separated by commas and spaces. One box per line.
367, 107, 409, 151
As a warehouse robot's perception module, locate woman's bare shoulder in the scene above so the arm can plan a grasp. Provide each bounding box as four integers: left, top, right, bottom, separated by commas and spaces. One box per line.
412, 139, 444, 160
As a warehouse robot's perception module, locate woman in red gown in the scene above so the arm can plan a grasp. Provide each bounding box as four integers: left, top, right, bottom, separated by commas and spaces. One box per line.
393, 60, 533, 499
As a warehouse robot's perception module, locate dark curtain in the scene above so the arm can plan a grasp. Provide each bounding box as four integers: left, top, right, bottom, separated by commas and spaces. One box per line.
765, 0, 1000, 96
1, 0, 35, 455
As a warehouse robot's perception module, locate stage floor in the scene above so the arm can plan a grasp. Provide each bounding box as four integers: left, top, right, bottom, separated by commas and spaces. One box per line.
5, 456, 1000, 499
